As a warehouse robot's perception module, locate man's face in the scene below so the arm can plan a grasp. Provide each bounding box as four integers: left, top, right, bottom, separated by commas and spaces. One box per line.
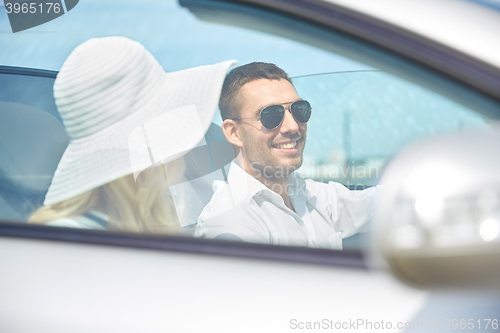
235, 78, 307, 182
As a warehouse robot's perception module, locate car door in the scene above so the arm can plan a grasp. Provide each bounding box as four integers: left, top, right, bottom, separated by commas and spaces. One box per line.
1, 0, 499, 332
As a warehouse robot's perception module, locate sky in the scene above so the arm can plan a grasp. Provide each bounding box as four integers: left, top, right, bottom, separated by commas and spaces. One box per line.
0, 0, 370, 76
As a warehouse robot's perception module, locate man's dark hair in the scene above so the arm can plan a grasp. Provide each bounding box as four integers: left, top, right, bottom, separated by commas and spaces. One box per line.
219, 62, 293, 120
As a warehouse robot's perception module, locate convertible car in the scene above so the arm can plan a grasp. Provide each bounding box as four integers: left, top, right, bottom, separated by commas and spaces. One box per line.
0, 0, 499, 332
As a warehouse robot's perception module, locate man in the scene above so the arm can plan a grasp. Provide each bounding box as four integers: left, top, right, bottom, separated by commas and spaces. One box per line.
194, 62, 378, 249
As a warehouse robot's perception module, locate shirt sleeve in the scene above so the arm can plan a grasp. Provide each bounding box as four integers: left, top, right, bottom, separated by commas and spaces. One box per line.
305, 180, 380, 238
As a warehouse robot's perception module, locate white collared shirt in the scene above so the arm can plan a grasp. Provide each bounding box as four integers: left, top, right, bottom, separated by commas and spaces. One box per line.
194, 162, 379, 249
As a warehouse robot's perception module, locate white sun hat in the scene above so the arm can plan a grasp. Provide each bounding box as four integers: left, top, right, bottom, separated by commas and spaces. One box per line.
44, 36, 236, 205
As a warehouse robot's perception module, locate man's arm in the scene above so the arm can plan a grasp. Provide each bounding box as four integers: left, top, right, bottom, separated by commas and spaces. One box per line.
305, 179, 380, 238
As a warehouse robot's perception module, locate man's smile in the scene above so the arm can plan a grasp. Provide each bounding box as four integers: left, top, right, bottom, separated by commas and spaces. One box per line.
271, 137, 303, 155
272, 141, 297, 149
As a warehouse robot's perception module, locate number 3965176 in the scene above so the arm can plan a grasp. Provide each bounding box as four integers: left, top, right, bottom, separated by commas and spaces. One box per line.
5, 2, 61, 14
443, 319, 498, 330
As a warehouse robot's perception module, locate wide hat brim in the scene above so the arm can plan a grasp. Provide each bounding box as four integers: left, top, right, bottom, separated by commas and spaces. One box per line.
44, 38, 236, 205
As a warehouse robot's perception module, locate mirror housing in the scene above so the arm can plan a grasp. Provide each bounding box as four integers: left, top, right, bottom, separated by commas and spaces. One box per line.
375, 126, 500, 289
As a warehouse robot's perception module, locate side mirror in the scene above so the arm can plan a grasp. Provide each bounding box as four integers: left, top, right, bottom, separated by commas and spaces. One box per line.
375, 126, 500, 289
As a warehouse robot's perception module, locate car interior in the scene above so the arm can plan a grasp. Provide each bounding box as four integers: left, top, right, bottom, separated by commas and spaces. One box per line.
0, 67, 238, 227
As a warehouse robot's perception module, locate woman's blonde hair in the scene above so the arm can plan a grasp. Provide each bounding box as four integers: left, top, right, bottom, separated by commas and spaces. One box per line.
29, 159, 184, 234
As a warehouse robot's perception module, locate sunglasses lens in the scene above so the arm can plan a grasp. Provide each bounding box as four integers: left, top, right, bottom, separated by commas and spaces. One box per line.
260, 105, 285, 129
291, 100, 312, 123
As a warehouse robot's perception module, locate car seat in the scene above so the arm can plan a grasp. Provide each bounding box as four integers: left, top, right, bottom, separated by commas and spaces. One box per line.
0, 103, 69, 221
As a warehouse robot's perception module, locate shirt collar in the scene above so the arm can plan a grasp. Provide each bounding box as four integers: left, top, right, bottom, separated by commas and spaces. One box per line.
227, 161, 269, 198
227, 162, 310, 201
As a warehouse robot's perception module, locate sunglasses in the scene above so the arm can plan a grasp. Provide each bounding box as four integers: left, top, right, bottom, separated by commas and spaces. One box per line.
230, 100, 312, 130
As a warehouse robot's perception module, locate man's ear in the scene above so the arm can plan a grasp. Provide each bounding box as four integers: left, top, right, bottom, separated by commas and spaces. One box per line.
222, 119, 244, 148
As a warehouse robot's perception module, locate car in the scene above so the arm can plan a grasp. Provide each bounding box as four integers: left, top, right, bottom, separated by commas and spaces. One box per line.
0, 0, 499, 332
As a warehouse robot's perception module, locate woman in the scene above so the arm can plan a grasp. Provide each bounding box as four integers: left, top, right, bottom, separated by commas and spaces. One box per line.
29, 171, 183, 233
29, 36, 236, 234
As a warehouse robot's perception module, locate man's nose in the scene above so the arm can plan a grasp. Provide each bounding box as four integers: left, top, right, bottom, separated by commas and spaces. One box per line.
280, 108, 299, 133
